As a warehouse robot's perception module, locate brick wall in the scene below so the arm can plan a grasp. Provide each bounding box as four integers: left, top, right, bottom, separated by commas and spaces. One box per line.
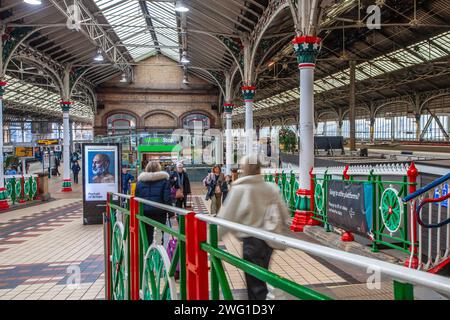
94, 55, 220, 135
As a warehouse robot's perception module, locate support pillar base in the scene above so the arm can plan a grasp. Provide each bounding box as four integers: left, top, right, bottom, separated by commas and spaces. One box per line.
307, 217, 322, 226
61, 179, 73, 192
0, 188, 9, 211
341, 231, 354, 242
290, 210, 312, 232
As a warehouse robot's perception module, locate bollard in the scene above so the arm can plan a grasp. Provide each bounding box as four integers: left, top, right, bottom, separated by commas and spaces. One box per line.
129, 197, 140, 300
404, 162, 419, 268
341, 166, 354, 242
105, 193, 112, 300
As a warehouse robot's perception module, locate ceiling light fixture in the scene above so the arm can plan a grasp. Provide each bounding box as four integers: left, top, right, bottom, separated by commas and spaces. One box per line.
175, 0, 189, 12
183, 76, 189, 85
94, 49, 104, 62
24, 0, 42, 4
180, 51, 190, 64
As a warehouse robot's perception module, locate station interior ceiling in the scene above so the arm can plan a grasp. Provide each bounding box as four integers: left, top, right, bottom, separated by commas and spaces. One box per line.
0, 0, 449, 141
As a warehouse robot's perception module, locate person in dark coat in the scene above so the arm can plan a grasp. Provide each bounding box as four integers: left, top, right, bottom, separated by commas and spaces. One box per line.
135, 161, 172, 245
54, 157, 61, 176
71, 161, 81, 184
170, 162, 191, 209
121, 167, 134, 195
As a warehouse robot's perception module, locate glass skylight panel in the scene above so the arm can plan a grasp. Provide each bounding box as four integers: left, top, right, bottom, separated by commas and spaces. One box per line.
3, 75, 92, 121
94, 0, 180, 62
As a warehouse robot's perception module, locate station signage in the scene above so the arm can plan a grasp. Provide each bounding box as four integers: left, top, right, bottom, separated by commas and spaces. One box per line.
3, 145, 13, 153
14, 146, 34, 158
435, 183, 448, 208
140, 136, 177, 145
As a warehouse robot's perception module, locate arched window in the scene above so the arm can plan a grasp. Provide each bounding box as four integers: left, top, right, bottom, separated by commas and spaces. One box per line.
107, 113, 137, 135
182, 113, 210, 130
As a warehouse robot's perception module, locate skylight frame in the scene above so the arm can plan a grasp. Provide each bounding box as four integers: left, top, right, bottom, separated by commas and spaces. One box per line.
234, 31, 450, 115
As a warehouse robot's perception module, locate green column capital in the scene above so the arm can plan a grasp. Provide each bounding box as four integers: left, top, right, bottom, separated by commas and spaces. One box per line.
0, 81, 7, 97
60, 100, 72, 112
242, 86, 256, 102
224, 103, 234, 114
292, 36, 322, 66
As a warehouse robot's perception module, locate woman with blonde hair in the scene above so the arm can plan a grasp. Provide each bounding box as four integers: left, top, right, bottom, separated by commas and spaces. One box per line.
135, 161, 172, 245
217, 155, 291, 299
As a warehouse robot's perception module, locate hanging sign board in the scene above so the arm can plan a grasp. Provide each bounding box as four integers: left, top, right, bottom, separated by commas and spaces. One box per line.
3, 145, 13, 153
15, 146, 34, 158
327, 180, 373, 236
37, 139, 59, 145
82, 143, 121, 225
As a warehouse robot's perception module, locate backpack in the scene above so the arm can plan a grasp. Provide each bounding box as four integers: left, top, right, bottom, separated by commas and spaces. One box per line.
166, 217, 180, 273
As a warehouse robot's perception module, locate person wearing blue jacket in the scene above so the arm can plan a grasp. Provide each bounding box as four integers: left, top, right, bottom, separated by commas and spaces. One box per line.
135, 161, 172, 245
121, 167, 134, 194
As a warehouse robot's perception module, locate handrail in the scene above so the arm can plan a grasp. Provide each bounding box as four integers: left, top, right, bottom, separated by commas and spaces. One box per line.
134, 196, 192, 216
403, 173, 450, 202
111, 192, 133, 200
195, 214, 450, 294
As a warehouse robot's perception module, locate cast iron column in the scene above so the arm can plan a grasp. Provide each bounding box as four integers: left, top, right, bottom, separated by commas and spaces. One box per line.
224, 103, 233, 175
0, 81, 9, 209
61, 101, 72, 192
242, 86, 256, 157
291, 36, 321, 232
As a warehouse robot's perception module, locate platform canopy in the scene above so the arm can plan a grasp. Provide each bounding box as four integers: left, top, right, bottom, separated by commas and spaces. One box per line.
1, 0, 449, 123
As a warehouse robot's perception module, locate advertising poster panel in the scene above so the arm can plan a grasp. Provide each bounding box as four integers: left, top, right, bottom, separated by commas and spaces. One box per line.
82, 144, 120, 225
327, 180, 373, 237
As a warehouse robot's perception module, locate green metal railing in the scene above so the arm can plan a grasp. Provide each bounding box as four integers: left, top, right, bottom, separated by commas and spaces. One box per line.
105, 188, 450, 301
105, 193, 189, 300
263, 163, 419, 260
264, 170, 298, 215
4, 174, 39, 204
311, 164, 416, 255
203, 224, 331, 300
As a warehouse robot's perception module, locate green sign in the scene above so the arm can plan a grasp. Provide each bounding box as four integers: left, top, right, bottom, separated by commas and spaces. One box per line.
141, 137, 176, 145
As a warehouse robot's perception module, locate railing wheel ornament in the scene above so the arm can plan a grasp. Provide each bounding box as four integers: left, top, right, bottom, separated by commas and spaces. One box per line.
380, 187, 403, 234
111, 221, 128, 300
141, 245, 178, 300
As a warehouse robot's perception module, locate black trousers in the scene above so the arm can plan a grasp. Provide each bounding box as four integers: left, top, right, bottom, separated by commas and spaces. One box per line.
73, 174, 79, 184
143, 212, 167, 246
243, 237, 273, 300
175, 198, 187, 209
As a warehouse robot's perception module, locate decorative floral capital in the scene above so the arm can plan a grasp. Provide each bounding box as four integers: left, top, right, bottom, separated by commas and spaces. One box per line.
241, 86, 256, 101
292, 36, 322, 66
223, 103, 234, 114
0, 82, 7, 97
60, 100, 72, 112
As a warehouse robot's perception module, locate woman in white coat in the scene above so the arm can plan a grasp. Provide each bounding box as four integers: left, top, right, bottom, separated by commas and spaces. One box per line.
217, 156, 291, 300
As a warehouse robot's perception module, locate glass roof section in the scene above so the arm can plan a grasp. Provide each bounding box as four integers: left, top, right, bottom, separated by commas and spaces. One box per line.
246, 31, 450, 115
3, 75, 93, 121
94, 0, 180, 62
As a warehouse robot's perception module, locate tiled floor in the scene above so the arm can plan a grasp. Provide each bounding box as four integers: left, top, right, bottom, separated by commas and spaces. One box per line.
0, 167, 394, 300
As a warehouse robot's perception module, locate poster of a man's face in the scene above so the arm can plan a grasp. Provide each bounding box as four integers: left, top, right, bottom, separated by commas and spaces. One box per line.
84, 145, 119, 202
83, 144, 120, 224
91, 153, 115, 183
